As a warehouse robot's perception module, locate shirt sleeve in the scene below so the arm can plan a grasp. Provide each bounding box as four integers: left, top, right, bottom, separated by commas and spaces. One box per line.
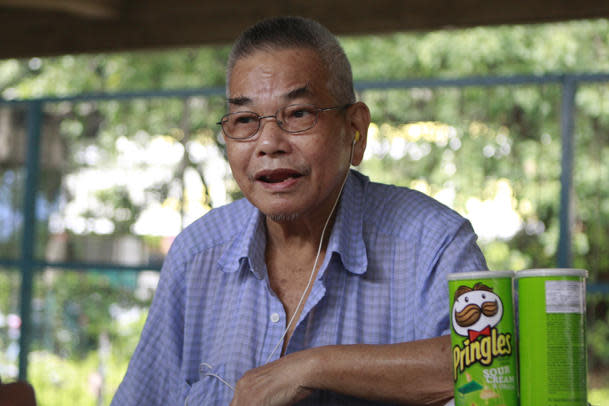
417, 219, 488, 338
111, 250, 188, 406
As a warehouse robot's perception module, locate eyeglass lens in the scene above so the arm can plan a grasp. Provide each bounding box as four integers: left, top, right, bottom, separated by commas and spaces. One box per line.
222, 104, 319, 139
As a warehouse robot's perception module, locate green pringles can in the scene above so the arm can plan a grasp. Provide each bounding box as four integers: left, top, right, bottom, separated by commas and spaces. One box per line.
447, 271, 518, 406
515, 268, 588, 406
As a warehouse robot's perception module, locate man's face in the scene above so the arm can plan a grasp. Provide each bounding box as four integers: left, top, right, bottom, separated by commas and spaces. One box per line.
225, 47, 355, 222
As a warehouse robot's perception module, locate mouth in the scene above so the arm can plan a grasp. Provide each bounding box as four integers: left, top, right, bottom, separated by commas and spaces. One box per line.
256, 169, 304, 184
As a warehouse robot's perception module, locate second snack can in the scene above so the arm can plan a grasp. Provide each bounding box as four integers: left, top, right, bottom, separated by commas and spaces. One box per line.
515, 268, 588, 406
447, 270, 518, 406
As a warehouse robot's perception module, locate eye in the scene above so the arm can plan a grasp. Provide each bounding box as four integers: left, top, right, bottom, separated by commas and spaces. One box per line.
285, 105, 315, 120
482, 294, 486, 299
465, 297, 469, 303
291, 109, 311, 119
234, 115, 257, 125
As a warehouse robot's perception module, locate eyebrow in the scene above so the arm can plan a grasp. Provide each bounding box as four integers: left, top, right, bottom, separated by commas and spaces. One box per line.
226, 84, 313, 107
227, 96, 251, 106
285, 85, 312, 100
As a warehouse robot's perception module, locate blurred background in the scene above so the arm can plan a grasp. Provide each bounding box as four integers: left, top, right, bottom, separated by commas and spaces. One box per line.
0, 2, 608, 405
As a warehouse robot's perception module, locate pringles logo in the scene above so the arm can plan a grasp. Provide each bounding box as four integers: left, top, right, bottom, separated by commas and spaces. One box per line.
451, 283, 512, 381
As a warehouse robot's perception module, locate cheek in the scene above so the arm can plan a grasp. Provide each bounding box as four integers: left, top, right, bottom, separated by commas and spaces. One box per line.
306, 128, 351, 165
303, 143, 343, 175
226, 144, 250, 172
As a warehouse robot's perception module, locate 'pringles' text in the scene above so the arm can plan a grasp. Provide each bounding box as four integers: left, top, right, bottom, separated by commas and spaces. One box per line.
452, 328, 512, 380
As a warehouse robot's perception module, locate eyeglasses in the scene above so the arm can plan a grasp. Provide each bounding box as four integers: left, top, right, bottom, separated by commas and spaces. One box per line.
217, 103, 351, 140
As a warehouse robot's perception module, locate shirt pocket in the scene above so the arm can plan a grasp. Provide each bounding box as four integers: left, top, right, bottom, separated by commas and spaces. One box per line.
184, 363, 235, 406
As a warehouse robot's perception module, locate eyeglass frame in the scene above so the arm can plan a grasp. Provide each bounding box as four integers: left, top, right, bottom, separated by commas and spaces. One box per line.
216, 103, 353, 140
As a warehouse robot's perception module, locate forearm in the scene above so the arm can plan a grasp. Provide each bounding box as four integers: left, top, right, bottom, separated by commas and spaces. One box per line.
304, 335, 453, 405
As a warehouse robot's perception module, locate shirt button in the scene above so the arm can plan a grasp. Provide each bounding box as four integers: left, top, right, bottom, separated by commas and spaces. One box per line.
270, 313, 280, 323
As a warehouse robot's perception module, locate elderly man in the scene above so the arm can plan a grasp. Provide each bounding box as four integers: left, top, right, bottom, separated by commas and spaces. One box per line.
112, 16, 487, 406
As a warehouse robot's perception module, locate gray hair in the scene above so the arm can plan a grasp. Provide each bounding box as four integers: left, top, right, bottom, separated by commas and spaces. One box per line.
226, 16, 356, 104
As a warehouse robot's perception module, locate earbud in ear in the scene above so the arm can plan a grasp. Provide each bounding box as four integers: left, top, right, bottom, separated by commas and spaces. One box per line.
354, 131, 360, 144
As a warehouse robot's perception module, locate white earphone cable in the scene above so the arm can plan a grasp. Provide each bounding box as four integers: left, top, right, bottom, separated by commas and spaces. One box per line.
265, 139, 355, 363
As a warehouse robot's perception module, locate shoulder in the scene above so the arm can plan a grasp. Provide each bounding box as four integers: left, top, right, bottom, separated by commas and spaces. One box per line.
361, 178, 469, 239
166, 198, 255, 264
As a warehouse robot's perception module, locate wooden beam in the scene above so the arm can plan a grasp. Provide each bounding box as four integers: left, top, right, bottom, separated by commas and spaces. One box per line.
0, 0, 608, 59
0, 0, 120, 19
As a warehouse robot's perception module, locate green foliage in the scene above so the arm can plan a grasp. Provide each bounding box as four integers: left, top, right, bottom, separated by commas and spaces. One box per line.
30, 271, 150, 360
92, 187, 142, 235
588, 294, 609, 371
589, 390, 609, 406
28, 309, 146, 406
1, 47, 229, 99
29, 351, 100, 406
343, 20, 609, 79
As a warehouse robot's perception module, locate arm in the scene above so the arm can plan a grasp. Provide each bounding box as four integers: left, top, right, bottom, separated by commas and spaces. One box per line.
230, 335, 453, 406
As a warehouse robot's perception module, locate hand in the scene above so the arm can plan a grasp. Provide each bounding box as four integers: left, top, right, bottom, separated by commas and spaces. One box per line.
229, 350, 317, 406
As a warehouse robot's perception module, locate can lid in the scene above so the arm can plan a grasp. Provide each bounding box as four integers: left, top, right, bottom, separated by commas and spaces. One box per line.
447, 270, 514, 280
514, 268, 588, 279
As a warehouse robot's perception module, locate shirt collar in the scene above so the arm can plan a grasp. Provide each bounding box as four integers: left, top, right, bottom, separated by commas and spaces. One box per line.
218, 170, 369, 278
218, 200, 267, 279
324, 170, 368, 275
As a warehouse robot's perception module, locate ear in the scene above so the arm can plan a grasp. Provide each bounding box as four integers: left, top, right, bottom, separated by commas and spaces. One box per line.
347, 101, 371, 166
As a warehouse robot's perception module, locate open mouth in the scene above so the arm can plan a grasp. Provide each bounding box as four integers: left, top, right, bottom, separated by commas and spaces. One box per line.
257, 169, 303, 184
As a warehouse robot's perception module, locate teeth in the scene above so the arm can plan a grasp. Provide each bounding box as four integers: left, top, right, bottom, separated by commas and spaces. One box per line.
260, 173, 300, 183
260, 175, 284, 183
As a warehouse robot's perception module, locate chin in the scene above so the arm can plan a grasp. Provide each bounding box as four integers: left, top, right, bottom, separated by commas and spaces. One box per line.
256, 199, 306, 223
266, 212, 301, 223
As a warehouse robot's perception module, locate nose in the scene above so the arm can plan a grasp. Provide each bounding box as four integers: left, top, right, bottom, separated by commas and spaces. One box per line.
255, 116, 291, 157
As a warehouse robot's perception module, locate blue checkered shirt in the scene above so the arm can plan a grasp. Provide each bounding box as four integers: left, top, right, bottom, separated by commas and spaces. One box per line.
112, 170, 487, 405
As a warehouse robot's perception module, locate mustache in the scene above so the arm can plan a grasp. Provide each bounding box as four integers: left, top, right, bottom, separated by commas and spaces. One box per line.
454, 300, 499, 327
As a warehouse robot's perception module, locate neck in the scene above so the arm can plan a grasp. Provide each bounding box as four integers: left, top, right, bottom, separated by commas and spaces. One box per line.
265, 209, 337, 258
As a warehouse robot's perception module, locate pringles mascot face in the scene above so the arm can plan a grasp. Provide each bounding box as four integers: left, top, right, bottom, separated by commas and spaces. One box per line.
452, 282, 503, 341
